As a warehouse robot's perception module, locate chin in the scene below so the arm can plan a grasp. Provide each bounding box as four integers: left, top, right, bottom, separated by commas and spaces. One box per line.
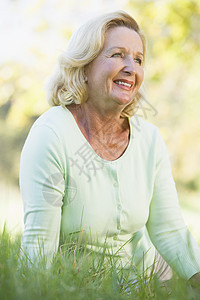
116, 97, 133, 106
113, 92, 134, 103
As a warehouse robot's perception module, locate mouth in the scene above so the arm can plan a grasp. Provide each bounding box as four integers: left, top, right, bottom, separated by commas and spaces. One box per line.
113, 79, 134, 89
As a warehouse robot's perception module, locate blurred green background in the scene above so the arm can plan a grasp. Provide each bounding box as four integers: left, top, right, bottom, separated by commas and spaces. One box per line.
0, 0, 200, 239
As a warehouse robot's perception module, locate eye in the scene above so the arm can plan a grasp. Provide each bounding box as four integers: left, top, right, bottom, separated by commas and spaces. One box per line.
111, 52, 123, 58
134, 57, 143, 65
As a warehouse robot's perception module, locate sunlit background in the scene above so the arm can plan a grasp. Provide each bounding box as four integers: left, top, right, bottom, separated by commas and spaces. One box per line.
0, 0, 200, 241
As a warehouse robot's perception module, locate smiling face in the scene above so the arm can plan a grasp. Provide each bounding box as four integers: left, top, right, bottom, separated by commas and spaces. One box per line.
85, 26, 144, 113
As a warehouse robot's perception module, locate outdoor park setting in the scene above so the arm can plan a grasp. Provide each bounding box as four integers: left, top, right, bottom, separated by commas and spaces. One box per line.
1, 0, 200, 299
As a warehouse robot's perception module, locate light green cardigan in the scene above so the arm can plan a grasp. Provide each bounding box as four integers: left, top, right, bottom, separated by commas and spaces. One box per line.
20, 105, 200, 279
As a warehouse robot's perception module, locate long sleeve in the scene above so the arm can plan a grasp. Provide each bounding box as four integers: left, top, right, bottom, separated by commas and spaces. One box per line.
20, 123, 66, 265
146, 129, 200, 279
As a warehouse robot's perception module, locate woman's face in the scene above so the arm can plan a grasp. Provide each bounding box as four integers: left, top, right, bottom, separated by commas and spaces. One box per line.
85, 26, 144, 112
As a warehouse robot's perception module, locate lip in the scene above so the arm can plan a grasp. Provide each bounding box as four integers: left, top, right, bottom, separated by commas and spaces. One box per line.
113, 79, 135, 90
114, 79, 134, 85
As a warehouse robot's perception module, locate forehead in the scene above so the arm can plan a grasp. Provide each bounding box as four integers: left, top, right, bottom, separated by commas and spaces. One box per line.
103, 26, 143, 53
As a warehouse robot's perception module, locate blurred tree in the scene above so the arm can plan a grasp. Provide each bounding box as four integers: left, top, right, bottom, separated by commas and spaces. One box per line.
0, 0, 200, 193
0, 61, 46, 184
129, 0, 200, 191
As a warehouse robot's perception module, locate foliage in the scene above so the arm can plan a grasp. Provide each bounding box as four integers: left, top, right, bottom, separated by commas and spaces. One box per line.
128, 0, 200, 190
0, 0, 200, 192
0, 227, 200, 300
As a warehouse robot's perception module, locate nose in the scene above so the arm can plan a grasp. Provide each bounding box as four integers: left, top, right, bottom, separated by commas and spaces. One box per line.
123, 57, 136, 76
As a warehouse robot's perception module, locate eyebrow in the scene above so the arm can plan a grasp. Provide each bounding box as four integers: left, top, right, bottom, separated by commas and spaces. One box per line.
106, 46, 144, 57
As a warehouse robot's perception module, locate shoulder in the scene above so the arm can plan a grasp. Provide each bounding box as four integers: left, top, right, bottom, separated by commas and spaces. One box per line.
29, 105, 74, 140
129, 116, 169, 160
129, 115, 161, 144
32, 105, 71, 130
129, 117, 171, 170
132, 116, 171, 164
21, 106, 71, 164
22, 106, 74, 154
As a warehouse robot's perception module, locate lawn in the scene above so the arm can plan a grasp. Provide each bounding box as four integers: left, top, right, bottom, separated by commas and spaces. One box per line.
1, 184, 200, 299
0, 227, 200, 300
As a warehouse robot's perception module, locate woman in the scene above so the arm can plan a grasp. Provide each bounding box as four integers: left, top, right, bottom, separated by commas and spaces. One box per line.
20, 11, 200, 284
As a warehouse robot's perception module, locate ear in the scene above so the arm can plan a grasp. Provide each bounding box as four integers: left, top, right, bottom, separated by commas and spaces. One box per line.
84, 66, 88, 83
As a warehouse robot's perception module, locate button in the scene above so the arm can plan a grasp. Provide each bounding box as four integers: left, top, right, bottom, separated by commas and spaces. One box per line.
117, 224, 121, 230
113, 235, 118, 240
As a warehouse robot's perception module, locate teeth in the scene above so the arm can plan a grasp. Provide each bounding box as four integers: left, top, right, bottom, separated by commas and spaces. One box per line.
115, 80, 132, 88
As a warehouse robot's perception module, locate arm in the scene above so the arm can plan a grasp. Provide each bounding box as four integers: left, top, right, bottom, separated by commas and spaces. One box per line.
189, 273, 200, 286
146, 129, 200, 280
20, 124, 65, 266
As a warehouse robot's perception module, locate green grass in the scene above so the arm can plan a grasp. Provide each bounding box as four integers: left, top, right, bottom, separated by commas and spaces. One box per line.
0, 227, 199, 300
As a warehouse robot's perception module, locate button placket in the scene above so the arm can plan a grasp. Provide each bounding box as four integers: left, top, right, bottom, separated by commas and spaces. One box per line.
113, 171, 122, 232
113, 182, 118, 188
109, 162, 122, 233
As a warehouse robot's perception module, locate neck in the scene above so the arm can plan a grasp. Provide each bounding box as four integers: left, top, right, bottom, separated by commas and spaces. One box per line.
75, 102, 128, 140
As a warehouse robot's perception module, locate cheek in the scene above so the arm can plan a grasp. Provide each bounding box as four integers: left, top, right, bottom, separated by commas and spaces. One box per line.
138, 68, 144, 85
104, 60, 120, 73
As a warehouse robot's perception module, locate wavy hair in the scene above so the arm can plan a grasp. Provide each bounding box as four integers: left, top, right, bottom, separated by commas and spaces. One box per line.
46, 11, 146, 118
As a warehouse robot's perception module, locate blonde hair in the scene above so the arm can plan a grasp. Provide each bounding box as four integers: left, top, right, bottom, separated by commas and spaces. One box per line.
46, 11, 146, 118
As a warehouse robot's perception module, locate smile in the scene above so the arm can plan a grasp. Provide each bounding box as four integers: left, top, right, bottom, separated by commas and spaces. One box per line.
114, 80, 133, 89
